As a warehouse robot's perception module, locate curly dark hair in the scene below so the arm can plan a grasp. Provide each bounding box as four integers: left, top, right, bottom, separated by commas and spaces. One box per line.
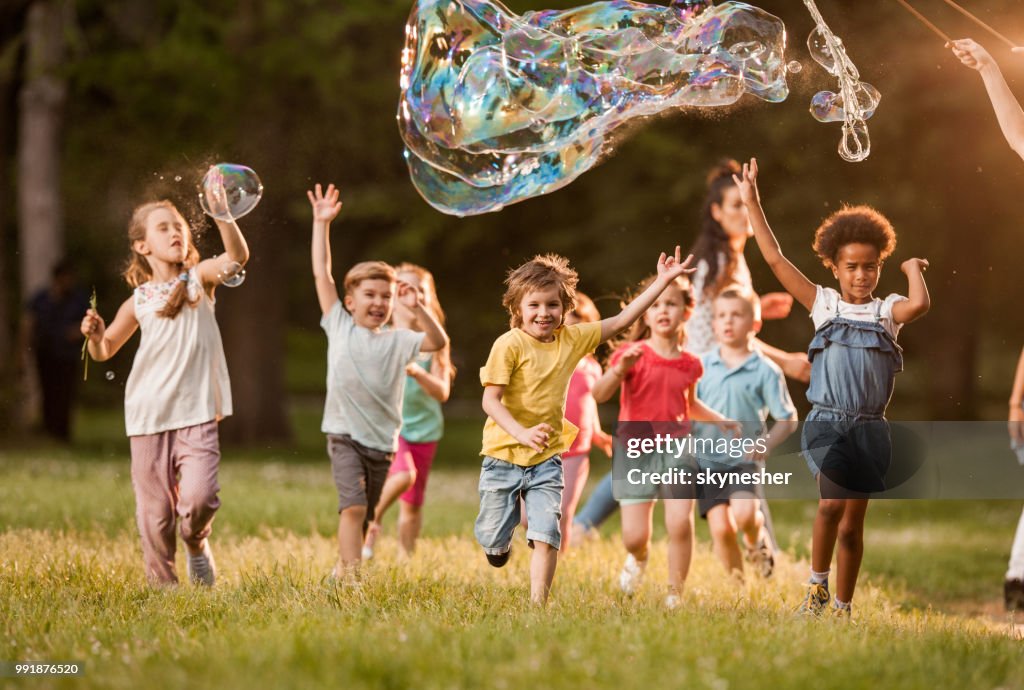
813, 205, 897, 268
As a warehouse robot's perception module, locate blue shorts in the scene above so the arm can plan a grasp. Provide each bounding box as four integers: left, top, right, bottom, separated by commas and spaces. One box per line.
474, 455, 564, 553
802, 410, 891, 496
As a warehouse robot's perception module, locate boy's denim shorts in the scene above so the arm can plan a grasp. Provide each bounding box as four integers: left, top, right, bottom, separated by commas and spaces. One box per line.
474, 455, 564, 553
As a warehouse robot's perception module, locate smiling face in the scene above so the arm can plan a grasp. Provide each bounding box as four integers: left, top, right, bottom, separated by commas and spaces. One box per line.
518, 285, 564, 342
345, 278, 395, 330
643, 282, 690, 339
711, 186, 753, 241
712, 295, 758, 348
135, 207, 190, 269
832, 242, 882, 304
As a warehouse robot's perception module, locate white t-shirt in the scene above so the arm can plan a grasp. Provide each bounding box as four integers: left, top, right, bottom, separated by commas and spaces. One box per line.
320, 301, 424, 452
809, 285, 908, 340
687, 253, 752, 355
124, 268, 232, 436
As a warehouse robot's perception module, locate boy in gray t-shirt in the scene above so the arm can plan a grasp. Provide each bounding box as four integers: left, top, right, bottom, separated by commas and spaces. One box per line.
308, 183, 449, 580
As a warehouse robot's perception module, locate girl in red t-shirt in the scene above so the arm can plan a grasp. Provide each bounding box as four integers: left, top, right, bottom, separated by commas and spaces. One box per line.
592, 274, 738, 608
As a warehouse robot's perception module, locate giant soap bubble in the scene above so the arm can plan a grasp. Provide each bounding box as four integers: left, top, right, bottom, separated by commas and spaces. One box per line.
398, 0, 790, 216
199, 164, 264, 221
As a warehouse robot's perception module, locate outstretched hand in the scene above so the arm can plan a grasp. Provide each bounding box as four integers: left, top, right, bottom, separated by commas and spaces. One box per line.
307, 183, 343, 223
732, 158, 760, 207
948, 39, 995, 71
656, 245, 696, 281
397, 280, 423, 310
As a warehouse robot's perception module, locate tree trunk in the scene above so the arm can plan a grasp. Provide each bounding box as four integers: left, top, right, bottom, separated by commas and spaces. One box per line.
13, 0, 68, 431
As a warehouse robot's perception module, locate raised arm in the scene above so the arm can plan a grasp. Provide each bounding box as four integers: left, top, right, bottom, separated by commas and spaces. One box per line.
890, 258, 930, 324
591, 342, 642, 403
397, 281, 449, 353
1009, 346, 1024, 446
407, 347, 453, 402
81, 296, 139, 362
734, 159, 817, 312
196, 217, 251, 291
950, 39, 1024, 161
598, 246, 695, 342
308, 183, 342, 315
482, 384, 551, 453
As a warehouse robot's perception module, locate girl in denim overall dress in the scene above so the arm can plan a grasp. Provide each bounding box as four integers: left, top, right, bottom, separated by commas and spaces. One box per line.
733, 158, 930, 618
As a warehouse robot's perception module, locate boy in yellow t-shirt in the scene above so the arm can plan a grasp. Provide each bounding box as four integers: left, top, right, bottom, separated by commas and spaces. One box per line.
477, 248, 696, 604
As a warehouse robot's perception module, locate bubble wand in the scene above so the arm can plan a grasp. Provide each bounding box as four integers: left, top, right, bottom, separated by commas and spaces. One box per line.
81, 286, 96, 381
893, 0, 1019, 49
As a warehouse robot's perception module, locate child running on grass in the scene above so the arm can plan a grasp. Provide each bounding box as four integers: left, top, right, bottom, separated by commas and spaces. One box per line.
696, 288, 797, 579
80, 193, 249, 586
476, 249, 694, 604
308, 184, 449, 581
362, 263, 455, 559
590, 274, 739, 609
734, 158, 930, 618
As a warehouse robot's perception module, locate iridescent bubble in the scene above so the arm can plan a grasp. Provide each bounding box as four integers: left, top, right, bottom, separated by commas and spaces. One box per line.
218, 261, 246, 288
786, 60, 802, 74
105, 371, 115, 381
199, 164, 263, 221
398, 0, 791, 216
802, 0, 878, 163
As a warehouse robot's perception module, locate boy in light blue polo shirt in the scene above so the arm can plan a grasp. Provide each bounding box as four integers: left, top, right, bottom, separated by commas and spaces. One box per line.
696, 289, 797, 578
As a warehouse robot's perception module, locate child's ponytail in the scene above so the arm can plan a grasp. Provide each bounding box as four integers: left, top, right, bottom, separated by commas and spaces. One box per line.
123, 200, 201, 319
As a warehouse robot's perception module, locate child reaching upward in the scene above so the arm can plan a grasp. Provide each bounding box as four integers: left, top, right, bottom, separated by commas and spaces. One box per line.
80, 195, 250, 586
590, 274, 738, 608
362, 263, 455, 559
734, 158, 930, 618
308, 184, 449, 580
477, 248, 694, 604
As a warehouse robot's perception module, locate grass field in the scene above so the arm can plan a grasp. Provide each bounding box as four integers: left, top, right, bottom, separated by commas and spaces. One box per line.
2, 407, 1024, 689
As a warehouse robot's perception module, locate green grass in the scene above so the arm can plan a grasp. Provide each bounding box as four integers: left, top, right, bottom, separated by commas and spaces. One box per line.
2, 438, 1024, 690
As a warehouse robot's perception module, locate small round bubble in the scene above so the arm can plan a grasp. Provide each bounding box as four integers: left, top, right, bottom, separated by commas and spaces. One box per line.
174, 175, 182, 182
218, 261, 246, 288
199, 164, 263, 221
786, 60, 802, 74
105, 371, 115, 381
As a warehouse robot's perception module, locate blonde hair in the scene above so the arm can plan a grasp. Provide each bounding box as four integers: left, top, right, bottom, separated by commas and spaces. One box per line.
714, 286, 761, 321
614, 274, 693, 347
122, 200, 200, 319
502, 254, 578, 329
344, 261, 396, 295
396, 262, 456, 381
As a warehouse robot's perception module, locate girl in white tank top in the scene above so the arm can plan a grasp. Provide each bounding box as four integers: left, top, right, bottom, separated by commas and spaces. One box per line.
80, 195, 250, 586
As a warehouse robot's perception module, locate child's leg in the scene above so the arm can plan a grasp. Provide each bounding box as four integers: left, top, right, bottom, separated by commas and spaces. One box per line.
522, 457, 565, 603
1006, 505, 1024, 580
811, 474, 848, 576
394, 439, 438, 554
369, 439, 418, 533
130, 432, 179, 584
559, 454, 590, 552
397, 502, 422, 555
530, 541, 558, 604
620, 501, 655, 561
328, 435, 392, 576
834, 498, 869, 603
664, 499, 695, 593
174, 422, 222, 556
706, 503, 742, 574
573, 471, 618, 535
474, 458, 523, 560
730, 496, 764, 548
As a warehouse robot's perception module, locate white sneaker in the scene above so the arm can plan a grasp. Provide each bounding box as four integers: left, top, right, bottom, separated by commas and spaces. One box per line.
186, 541, 216, 586
618, 554, 647, 596
665, 593, 681, 610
